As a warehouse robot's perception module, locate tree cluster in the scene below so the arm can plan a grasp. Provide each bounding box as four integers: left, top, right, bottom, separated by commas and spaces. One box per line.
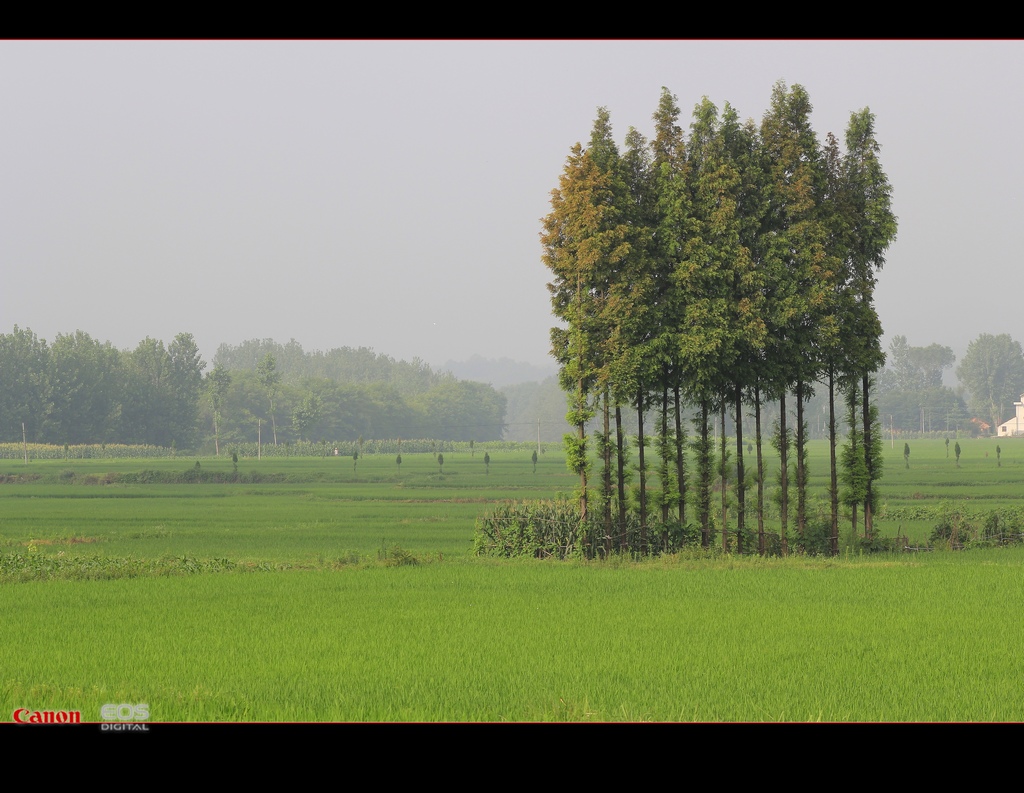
0, 327, 205, 448
0, 330, 508, 451
956, 333, 1024, 434
875, 335, 967, 435
214, 338, 450, 396
542, 82, 897, 556
206, 345, 507, 450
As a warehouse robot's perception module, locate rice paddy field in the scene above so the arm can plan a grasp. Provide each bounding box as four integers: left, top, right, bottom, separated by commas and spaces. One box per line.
3, 438, 1023, 722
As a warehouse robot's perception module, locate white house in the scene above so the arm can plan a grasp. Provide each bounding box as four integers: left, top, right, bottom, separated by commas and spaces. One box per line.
996, 393, 1024, 437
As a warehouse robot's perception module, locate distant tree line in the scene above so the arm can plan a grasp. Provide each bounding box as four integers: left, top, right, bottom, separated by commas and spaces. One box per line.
0, 330, 507, 450
213, 338, 451, 395
874, 332, 1024, 437
0, 328, 205, 448
875, 335, 965, 435
543, 82, 897, 557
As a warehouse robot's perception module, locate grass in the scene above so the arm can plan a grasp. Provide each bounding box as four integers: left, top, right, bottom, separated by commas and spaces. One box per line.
4, 552, 1024, 721
0, 451, 570, 562
2, 439, 1024, 722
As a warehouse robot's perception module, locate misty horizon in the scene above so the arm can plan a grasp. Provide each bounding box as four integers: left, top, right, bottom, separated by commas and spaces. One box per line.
3, 41, 1022, 377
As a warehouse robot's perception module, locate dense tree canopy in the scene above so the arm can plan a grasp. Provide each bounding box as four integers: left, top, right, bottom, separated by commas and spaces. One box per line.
543, 82, 897, 555
875, 335, 966, 434
0, 331, 508, 448
0, 326, 50, 443
214, 338, 448, 396
957, 333, 1024, 432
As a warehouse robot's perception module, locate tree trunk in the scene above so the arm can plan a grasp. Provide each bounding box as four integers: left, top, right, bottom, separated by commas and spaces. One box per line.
755, 385, 765, 556
862, 373, 873, 541
828, 368, 838, 556
779, 391, 789, 556
578, 380, 588, 527
796, 379, 807, 541
698, 398, 712, 548
674, 384, 686, 527
734, 383, 745, 555
637, 385, 647, 556
602, 388, 613, 557
661, 382, 670, 548
616, 405, 627, 553
720, 401, 728, 552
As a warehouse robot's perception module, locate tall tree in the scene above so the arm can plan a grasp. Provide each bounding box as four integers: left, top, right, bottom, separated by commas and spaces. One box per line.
649, 87, 692, 542
590, 110, 628, 552
616, 123, 660, 553
842, 108, 897, 539
820, 130, 850, 554
760, 82, 834, 546
956, 333, 1024, 433
44, 331, 123, 445
679, 96, 743, 547
719, 102, 769, 554
256, 353, 281, 446
542, 129, 629, 534
292, 391, 323, 442
0, 326, 51, 443
167, 332, 207, 449
878, 336, 960, 435
888, 336, 955, 392
651, 87, 692, 532
206, 364, 232, 456
120, 337, 174, 445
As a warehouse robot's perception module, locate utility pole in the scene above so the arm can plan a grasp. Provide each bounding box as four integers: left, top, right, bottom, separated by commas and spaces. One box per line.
537, 418, 541, 457
258, 418, 262, 460
22, 422, 28, 464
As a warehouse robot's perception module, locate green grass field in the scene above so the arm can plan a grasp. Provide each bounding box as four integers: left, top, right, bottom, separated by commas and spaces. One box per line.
2, 439, 1023, 722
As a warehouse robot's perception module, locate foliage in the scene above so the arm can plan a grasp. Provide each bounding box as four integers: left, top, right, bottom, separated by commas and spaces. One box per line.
956, 333, 1024, 432
0, 551, 247, 584
929, 504, 1024, 550
473, 499, 700, 560
0, 328, 511, 450
0, 326, 50, 443
214, 337, 452, 396
886, 335, 955, 392
541, 84, 896, 557
839, 382, 868, 514
379, 544, 419, 567
929, 504, 975, 549
876, 386, 968, 435
473, 500, 584, 559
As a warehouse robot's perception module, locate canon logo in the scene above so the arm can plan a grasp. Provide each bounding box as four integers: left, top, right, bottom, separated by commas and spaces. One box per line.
12, 708, 81, 724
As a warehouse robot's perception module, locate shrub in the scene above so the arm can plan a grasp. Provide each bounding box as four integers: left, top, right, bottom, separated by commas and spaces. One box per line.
929, 505, 975, 549
474, 500, 702, 560
474, 500, 589, 560
380, 545, 419, 567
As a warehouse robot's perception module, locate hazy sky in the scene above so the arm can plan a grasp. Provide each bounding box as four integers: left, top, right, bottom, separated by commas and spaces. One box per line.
2, 40, 1020, 374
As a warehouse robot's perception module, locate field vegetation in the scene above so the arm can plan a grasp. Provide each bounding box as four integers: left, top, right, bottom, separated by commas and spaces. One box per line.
2, 439, 1023, 722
